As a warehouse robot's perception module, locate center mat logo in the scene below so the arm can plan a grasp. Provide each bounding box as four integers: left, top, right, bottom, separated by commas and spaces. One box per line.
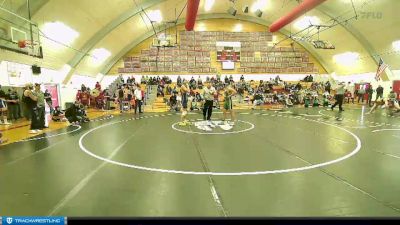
194, 120, 234, 131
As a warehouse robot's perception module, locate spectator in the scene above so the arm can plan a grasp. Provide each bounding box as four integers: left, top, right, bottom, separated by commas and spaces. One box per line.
157, 85, 164, 97
357, 87, 366, 104
0, 129, 8, 144
65, 101, 83, 125
119, 74, 125, 84
117, 87, 124, 113
44, 89, 53, 114
52, 106, 67, 122
169, 92, 178, 111
34, 83, 47, 129
134, 84, 143, 114
376, 85, 384, 101
76, 90, 82, 102
0, 88, 10, 125
345, 82, 355, 103
80, 90, 90, 108
366, 85, 374, 106
197, 76, 203, 89
95, 82, 101, 90
295, 82, 302, 91
252, 91, 264, 109
224, 76, 229, 84
325, 81, 331, 94
6, 88, 20, 122
23, 83, 40, 134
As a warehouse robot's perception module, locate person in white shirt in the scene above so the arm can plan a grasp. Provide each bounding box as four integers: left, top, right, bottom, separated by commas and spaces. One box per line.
202, 82, 216, 121
331, 82, 345, 111
134, 84, 143, 114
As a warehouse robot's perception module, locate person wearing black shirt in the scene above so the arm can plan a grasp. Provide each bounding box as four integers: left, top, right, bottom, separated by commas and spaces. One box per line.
325, 81, 331, 94
376, 85, 384, 101
169, 93, 177, 111
177, 76, 182, 86
6, 88, 20, 122
52, 106, 66, 122
117, 87, 124, 113
295, 82, 302, 91
65, 102, 83, 125
0, 86, 10, 125
366, 85, 374, 106
224, 76, 229, 85
252, 91, 264, 109
44, 89, 53, 114
23, 83, 40, 134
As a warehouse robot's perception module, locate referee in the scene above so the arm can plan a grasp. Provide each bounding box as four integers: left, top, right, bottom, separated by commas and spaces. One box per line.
202, 82, 216, 121
331, 82, 346, 112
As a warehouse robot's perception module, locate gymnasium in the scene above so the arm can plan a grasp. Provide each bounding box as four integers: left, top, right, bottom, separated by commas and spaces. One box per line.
1, 0, 400, 217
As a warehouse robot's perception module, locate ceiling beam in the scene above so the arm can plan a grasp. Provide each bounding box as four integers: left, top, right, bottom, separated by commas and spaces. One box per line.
101, 13, 333, 74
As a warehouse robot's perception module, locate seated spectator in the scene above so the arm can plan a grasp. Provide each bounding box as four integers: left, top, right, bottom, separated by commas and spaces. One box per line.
0, 132, 8, 144
169, 93, 178, 111
65, 102, 82, 125
65, 102, 89, 125
224, 76, 229, 84
252, 91, 264, 109
304, 93, 312, 108
119, 74, 125, 84
157, 85, 164, 97
95, 82, 101, 91
313, 97, 320, 107
0, 90, 10, 125
80, 90, 90, 108
52, 106, 67, 122
322, 91, 331, 107
78, 104, 90, 122
285, 94, 294, 107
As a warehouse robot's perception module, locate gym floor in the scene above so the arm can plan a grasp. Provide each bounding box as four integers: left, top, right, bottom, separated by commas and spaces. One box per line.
1, 107, 400, 217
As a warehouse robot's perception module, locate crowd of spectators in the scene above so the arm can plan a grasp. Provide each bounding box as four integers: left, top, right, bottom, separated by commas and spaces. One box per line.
1, 73, 399, 143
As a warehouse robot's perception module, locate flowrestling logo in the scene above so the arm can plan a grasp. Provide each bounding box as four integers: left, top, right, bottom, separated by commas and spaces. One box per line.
1, 217, 65, 225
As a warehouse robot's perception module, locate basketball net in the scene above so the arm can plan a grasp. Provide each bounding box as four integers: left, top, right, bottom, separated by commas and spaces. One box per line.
17, 40, 39, 56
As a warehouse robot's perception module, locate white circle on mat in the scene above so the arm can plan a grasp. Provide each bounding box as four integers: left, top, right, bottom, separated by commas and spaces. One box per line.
78, 114, 361, 176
